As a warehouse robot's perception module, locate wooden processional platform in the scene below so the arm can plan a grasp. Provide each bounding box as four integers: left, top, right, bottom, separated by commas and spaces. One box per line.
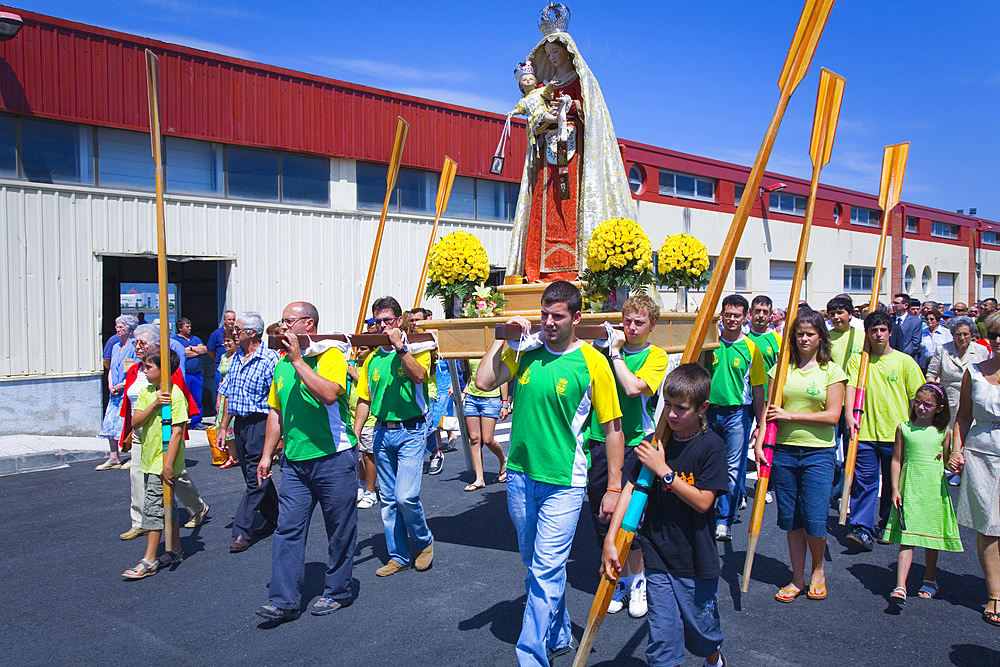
415, 283, 719, 360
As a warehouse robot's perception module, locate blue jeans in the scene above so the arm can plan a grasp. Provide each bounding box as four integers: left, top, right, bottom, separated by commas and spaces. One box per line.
645, 570, 723, 666
374, 424, 433, 566
708, 405, 752, 528
269, 448, 358, 609
771, 445, 835, 537
426, 391, 452, 454
506, 470, 586, 666
464, 394, 501, 418
848, 440, 895, 537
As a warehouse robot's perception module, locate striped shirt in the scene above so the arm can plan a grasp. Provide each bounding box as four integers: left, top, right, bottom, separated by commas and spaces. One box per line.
218, 343, 280, 416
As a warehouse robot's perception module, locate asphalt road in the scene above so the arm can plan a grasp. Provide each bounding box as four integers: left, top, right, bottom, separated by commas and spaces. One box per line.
2, 444, 998, 666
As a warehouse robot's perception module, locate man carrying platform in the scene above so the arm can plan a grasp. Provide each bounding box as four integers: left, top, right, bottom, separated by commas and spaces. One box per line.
585, 293, 668, 619
255, 302, 358, 622
476, 280, 623, 665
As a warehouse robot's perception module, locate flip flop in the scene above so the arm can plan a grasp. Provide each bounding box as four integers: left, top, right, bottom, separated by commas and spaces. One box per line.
775, 585, 804, 603
464, 482, 486, 492
497, 467, 508, 483
807, 583, 827, 600
917, 580, 938, 599
985, 599, 1000, 626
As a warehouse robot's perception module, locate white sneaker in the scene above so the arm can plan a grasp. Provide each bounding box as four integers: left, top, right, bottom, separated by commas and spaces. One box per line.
357, 491, 377, 509
628, 579, 648, 618
357, 487, 365, 502
765, 491, 773, 504
739, 497, 747, 511
606, 580, 627, 614
121, 459, 132, 470
715, 524, 731, 541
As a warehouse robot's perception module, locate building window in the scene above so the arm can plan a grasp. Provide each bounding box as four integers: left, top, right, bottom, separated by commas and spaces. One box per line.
844, 266, 875, 292
937, 271, 956, 306
905, 216, 919, 233
0, 115, 15, 177
735, 258, 749, 291
397, 168, 438, 215
280, 154, 329, 206
97, 127, 155, 191
922, 266, 932, 293
628, 163, 646, 195
226, 146, 279, 202
983, 275, 997, 300
833, 203, 842, 224
476, 179, 512, 221
659, 169, 715, 202
165, 136, 223, 196
20, 118, 94, 185
357, 162, 397, 211
445, 175, 476, 218
931, 221, 959, 239
850, 206, 880, 228
769, 192, 806, 216
983, 231, 1000, 246
904, 265, 916, 292
734, 183, 745, 206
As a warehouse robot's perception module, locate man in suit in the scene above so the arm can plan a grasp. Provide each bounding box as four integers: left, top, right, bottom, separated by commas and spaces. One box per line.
888, 293, 922, 358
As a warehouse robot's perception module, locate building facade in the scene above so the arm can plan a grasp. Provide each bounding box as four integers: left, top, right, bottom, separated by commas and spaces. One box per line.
2, 9, 997, 435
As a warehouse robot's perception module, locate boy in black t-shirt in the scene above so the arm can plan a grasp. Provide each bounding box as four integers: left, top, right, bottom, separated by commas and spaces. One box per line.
603, 364, 728, 667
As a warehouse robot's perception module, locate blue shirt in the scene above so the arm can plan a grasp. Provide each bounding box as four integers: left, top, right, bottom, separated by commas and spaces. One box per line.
218, 343, 280, 416
168, 338, 187, 373
109, 339, 136, 385
172, 334, 204, 375
206, 327, 226, 368
103, 334, 122, 361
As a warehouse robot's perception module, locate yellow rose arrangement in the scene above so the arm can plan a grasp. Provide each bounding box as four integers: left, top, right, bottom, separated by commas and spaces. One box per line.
425, 231, 492, 311
657, 233, 711, 290
581, 218, 655, 310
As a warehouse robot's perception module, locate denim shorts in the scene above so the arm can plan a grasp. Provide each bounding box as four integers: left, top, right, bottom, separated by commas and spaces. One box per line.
771, 444, 835, 537
464, 394, 501, 419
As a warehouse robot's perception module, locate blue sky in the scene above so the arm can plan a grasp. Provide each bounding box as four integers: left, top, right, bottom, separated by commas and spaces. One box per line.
19, 0, 1000, 219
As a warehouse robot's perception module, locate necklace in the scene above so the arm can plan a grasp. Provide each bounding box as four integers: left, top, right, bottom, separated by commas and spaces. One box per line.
673, 430, 699, 442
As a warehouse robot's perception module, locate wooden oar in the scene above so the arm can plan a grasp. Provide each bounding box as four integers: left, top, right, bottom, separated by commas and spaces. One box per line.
741, 68, 845, 593
839, 141, 909, 525
144, 49, 174, 552
573, 2, 835, 663
414, 157, 458, 308
355, 117, 409, 334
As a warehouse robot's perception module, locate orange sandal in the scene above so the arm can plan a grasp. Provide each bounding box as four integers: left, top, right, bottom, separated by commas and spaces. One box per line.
775, 585, 804, 603
807, 583, 827, 600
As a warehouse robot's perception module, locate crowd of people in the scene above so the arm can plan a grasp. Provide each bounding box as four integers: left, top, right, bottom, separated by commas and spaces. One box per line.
97, 286, 1000, 666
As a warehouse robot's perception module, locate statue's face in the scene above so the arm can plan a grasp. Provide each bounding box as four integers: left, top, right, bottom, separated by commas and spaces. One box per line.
519, 73, 537, 93
544, 41, 571, 69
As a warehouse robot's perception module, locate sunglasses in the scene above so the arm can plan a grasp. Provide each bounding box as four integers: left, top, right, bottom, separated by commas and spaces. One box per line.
373, 317, 398, 325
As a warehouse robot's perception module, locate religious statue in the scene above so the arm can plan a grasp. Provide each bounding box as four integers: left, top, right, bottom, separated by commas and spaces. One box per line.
506, 3, 637, 282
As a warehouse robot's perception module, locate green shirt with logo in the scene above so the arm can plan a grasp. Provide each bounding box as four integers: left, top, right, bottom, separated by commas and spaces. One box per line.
829, 327, 864, 374
586, 344, 669, 447
847, 349, 925, 442
707, 336, 766, 407
357, 348, 432, 422
768, 362, 848, 447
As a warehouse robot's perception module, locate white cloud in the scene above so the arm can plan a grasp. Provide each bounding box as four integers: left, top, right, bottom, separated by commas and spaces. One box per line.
128, 0, 258, 21
313, 57, 473, 84
139, 32, 257, 60
394, 87, 510, 114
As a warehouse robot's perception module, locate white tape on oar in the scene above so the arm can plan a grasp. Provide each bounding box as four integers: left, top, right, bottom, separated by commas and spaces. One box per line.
302, 335, 353, 357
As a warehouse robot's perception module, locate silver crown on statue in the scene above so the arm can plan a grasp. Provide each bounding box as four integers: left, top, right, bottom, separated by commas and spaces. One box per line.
514, 59, 535, 79
538, 3, 570, 35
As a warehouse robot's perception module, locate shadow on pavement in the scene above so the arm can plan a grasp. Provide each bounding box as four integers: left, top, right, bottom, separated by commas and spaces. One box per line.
949, 643, 1000, 666
458, 594, 525, 645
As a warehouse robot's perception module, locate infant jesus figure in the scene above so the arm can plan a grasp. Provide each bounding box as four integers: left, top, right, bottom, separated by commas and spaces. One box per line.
509, 59, 573, 159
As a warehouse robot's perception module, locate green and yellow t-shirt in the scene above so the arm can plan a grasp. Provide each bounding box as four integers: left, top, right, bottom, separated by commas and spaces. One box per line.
466, 358, 500, 398
708, 336, 766, 407
847, 349, 925, 442
747, 329, 781, 393
502, 342, 622, 487
587, 344, 669, 447
829, 327, 864, 374
268, 348, 357, 460
136, 384, 188, 475
768, 362, 848, 447
357, 347, 433, 422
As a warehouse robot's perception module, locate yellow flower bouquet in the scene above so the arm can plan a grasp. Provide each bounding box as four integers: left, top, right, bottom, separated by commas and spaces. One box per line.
425, 231, 492, 310
581, 218, 655, 309
657, 233, 711, 290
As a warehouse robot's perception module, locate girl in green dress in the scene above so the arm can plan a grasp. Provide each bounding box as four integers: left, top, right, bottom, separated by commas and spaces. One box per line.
887, 383, 963, 603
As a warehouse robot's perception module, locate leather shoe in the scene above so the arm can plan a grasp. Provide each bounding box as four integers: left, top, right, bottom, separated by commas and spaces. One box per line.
375, 560, 410, 577
255, 604, 301, 622
415, 538, 434, 571
120, 527, 148, 540
230, 535, 251, 553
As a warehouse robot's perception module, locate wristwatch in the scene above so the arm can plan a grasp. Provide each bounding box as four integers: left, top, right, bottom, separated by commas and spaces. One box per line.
397, 344, 410, 355
662, 471, 675, 491
610, 352, 623, 361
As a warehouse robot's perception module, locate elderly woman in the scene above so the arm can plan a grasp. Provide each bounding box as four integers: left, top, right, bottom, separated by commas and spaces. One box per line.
918, 309, 952, 372
96, 315, 139, 470
926, 315, 989, 427
118, 324, 208, 541
950, 311, 1000, 627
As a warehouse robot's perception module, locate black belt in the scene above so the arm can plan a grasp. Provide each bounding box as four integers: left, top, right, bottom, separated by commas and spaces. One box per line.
381, 417, 426, 430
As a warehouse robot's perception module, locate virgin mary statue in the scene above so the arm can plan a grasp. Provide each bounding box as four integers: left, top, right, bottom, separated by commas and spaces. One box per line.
506, 3, 636, 282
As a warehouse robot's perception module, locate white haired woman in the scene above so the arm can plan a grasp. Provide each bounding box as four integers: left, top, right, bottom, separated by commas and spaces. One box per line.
96, 315, 139, 470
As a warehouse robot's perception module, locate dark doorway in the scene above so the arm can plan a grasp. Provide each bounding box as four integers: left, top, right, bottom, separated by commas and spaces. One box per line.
101, 256, 227, 417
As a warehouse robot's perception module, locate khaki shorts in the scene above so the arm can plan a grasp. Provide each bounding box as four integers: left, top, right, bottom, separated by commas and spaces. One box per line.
358, 425, 375, 454
140, 473, 177, 531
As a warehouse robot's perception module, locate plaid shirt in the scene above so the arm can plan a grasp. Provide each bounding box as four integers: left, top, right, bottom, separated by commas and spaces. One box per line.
218, 344, 280, 417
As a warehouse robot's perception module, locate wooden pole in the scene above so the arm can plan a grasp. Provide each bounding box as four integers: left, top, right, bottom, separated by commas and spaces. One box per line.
573, 2, 835, 663
839, 141, 909, 525
356, 117, 409, 334
741, 68, 845, 593
144, 49, 174, 552
414, 157, 458, 309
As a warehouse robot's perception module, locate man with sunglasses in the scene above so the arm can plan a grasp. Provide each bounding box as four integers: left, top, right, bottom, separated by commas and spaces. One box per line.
218, 312, 281, 553
354, 296, 436, 576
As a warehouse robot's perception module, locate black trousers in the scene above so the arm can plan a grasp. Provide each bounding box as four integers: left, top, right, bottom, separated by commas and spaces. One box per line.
233, 413, 279, 539
586, 439, 641, 550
